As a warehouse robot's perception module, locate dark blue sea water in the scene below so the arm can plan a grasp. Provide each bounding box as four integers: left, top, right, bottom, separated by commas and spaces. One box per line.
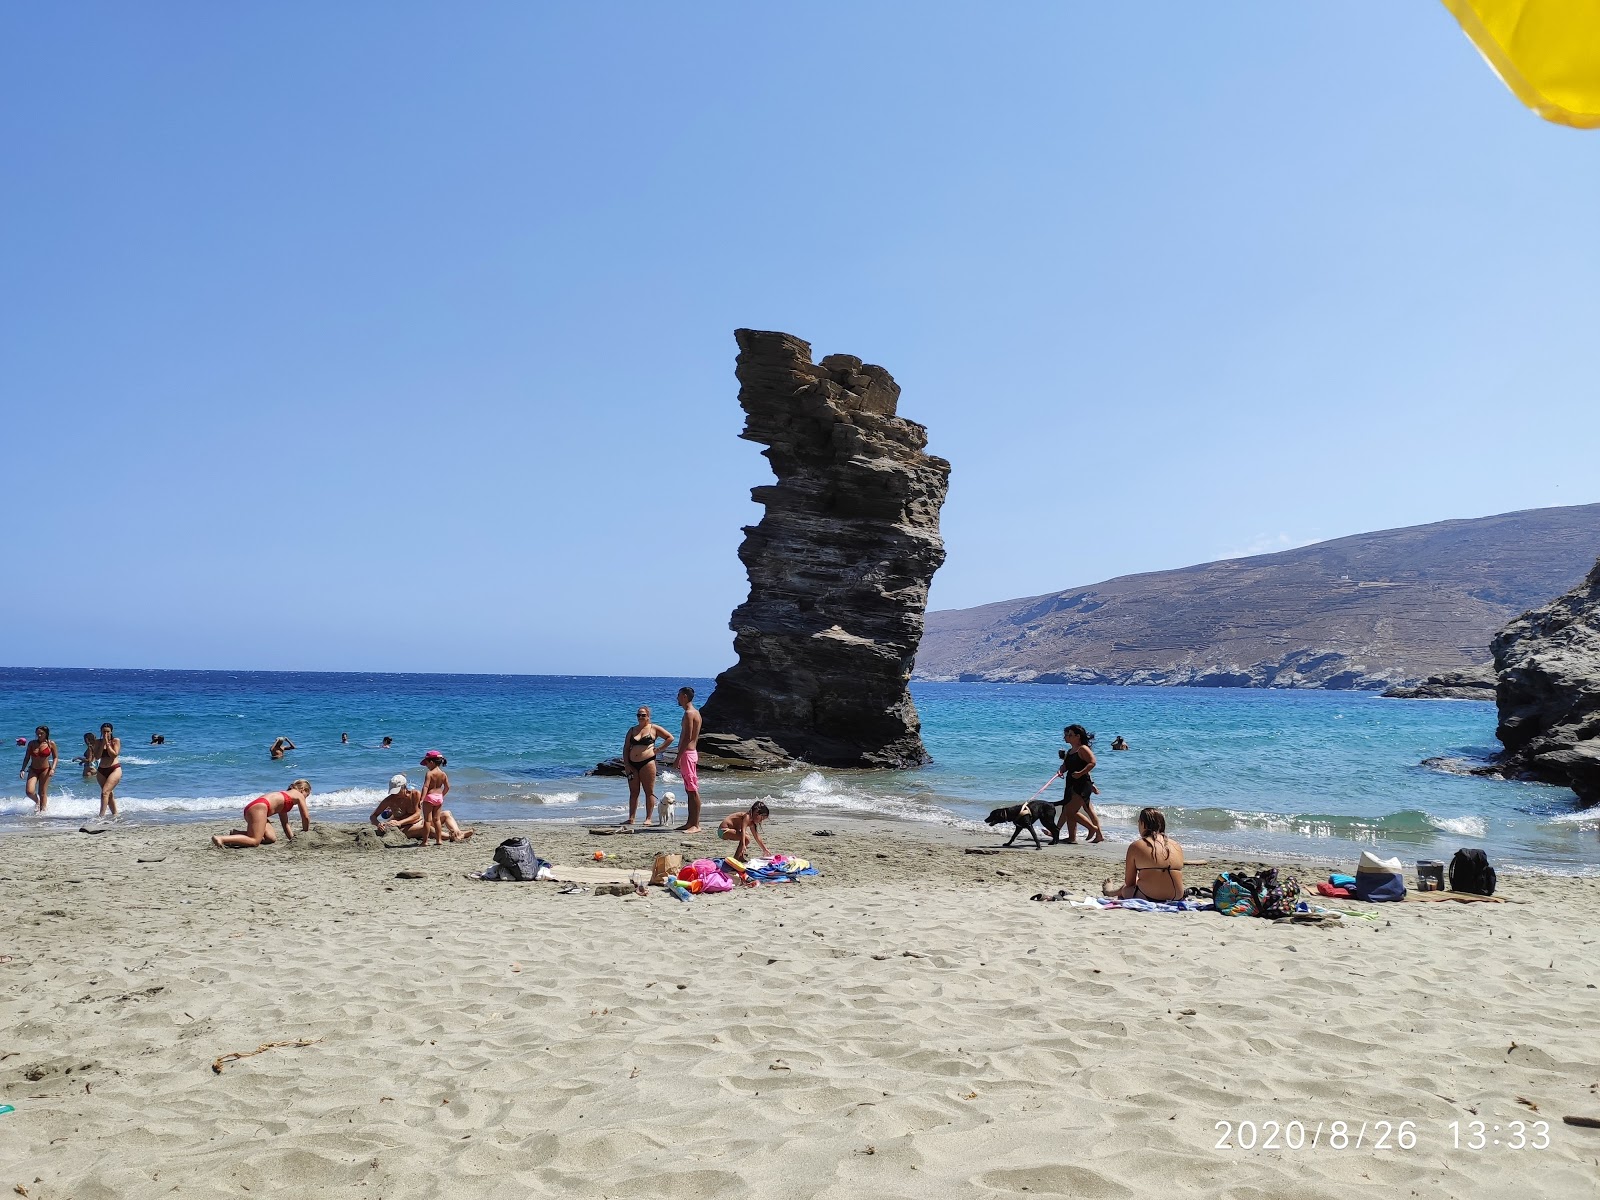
3, 668, 1595, 872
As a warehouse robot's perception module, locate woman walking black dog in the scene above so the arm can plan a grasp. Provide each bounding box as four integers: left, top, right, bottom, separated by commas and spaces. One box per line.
1057, 724, 1104, 844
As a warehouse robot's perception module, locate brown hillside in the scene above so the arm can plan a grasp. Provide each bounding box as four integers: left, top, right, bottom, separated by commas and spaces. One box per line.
916, 504, 1600, 689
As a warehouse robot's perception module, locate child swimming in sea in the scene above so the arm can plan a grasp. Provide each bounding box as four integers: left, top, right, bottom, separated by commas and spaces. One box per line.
418, 751, 449, 847
719, 801, 771, 859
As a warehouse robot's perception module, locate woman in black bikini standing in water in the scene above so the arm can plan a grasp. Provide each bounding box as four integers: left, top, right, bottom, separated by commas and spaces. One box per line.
94, 722, 122, 819
1057, 724, 1104, 844
620, 705, 673, 826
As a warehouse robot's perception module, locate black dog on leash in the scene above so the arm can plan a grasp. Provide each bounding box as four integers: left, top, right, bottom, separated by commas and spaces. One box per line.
984, 799, 1063, 848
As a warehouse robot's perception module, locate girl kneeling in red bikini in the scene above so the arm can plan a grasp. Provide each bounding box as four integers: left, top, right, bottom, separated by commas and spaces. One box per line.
213, 779, 312, 848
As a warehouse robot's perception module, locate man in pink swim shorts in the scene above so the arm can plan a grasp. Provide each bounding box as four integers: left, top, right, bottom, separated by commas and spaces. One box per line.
676, 686, 703, 832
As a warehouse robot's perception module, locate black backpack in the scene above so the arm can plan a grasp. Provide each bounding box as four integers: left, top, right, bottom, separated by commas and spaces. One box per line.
1448, 848, 1497, 896
493, 837, 547, 882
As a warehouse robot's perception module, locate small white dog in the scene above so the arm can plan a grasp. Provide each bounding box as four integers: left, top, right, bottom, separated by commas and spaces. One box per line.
659, 790, 677, 827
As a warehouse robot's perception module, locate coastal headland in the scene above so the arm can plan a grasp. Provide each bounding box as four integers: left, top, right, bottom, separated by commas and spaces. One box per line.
3, 818, 1597, 1198
918, 503, 1600, 691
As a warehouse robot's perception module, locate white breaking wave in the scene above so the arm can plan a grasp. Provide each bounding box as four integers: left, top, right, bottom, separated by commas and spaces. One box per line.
120, 756, 160, 766
532, 791, 581, 805
1549, 808, 1600, 827
1427, 813, 1489, 838
762, 771, 978, 830
0, 785, 389, 821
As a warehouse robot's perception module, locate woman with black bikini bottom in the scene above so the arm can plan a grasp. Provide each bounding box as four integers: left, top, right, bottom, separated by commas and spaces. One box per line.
1105, 807, 1185, 901
620, 705, 673, 826
95, 723, 122, 819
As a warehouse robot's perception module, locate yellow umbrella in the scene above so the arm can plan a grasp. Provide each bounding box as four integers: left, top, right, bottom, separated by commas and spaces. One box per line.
1442, 0, 1600, 127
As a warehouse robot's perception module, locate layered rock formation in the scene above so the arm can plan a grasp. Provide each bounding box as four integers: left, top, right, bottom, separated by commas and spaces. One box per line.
698, 329, 950, 769
1492, 557, 1600, 803
1383, 665, 1498, 701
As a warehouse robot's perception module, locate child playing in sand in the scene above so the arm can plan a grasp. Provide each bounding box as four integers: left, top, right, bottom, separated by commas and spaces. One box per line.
418, 751, 449, 847
370, 772, 474, 842
719, 801, 771, 859
213, 780, 312, 848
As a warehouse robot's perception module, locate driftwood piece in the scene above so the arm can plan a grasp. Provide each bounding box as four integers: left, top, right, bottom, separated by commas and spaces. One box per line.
212, 1038, 321, 1074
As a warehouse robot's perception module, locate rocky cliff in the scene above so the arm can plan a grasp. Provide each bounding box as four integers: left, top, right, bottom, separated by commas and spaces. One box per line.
698, 329, 950, 769
918, 503, 1600, 691
1492, 557, 1600, 803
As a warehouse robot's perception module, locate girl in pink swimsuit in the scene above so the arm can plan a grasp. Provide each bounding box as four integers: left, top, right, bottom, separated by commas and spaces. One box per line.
418, 752, 449, 847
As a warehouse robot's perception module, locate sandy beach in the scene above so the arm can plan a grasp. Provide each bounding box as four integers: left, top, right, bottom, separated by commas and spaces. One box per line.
2, 816, 1598, 1199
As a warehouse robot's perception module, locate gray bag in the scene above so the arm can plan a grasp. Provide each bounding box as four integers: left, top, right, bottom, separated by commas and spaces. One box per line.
491, 837, 548, 882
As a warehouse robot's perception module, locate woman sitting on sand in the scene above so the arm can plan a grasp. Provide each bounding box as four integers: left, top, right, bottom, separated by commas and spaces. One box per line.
213, 780, 312, 848
1105, 807, 1185, 901
621, 705, 673, 826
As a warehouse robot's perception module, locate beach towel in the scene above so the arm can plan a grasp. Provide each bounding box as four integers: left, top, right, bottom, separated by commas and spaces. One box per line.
1070, 897, 1211, 913
743, 856, 818, 883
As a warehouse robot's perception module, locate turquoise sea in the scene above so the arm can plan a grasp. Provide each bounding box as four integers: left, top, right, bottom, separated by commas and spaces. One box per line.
3, 668, 1596, 873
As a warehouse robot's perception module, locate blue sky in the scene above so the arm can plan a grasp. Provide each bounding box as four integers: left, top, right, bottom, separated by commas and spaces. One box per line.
3, 3, 1597, 675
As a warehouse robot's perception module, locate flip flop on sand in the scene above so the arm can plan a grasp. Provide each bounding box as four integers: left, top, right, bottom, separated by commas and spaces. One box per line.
1030, 890, 1071, 903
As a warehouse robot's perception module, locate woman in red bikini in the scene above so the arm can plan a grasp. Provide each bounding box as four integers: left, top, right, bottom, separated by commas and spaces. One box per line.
19, 725, 57, 813
212, 779, 312, 848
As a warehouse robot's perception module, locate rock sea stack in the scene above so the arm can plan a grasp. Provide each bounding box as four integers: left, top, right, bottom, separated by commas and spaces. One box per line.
698, 329, 950, 770
1492, 556, 1600, 804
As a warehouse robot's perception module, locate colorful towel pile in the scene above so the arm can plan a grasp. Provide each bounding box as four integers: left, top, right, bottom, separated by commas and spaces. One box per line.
735, 855, 818, 883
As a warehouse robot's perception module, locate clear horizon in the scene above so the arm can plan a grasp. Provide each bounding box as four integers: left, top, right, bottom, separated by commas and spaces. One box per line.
5, 4, 1597, 675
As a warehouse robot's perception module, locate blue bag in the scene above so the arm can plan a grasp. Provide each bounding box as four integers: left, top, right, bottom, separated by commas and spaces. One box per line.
1352, 852, 1406, 902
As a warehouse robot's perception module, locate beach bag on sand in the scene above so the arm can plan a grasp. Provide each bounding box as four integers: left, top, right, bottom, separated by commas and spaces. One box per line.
1212, 873, 1258, 917
650, 852, 683, 887
1353, 851, 1406, 902
689, 857, 734, 893
1449, 848, 1497, 896
1212, 869, 1300, 917
493, 837, 548, 882
1252, 868, 1300, 918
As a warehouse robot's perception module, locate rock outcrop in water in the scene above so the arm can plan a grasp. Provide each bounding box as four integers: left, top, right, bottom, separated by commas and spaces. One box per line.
1383, 665, 1498, 701
1492, 557, 1600, 804
697, 329, 950, 770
